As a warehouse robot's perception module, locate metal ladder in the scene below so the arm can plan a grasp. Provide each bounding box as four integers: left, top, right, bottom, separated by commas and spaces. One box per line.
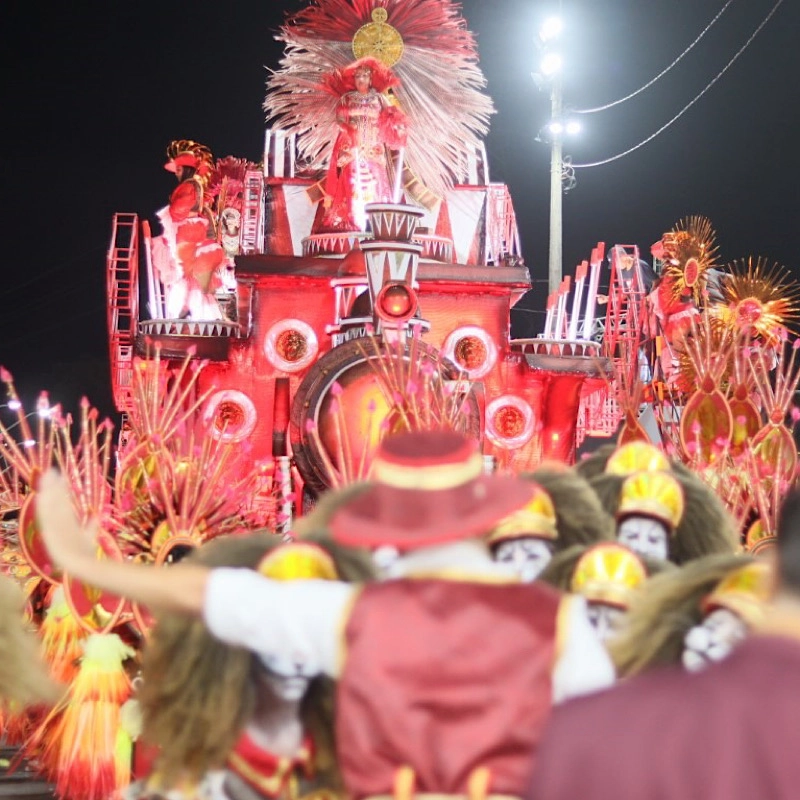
106, 213, 139, 413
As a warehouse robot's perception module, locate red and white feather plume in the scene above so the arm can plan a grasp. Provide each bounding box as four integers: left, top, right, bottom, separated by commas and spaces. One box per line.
264, 0, 495, 197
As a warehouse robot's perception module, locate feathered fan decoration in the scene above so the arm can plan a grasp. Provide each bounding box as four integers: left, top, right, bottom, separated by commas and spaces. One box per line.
264, 0, 495, 198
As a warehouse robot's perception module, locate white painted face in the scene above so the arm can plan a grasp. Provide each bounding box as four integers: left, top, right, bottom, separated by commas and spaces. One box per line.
682, 607, 748, 673
617, 516, 669, 561
492, 538, 554, 582
586, 603, 626, 643
257, 653, 314, 702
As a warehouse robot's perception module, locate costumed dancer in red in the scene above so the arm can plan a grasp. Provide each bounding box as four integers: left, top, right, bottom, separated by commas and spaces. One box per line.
37, 430, 615, 800
152, 140, 226, 320
321, 58, 408, 232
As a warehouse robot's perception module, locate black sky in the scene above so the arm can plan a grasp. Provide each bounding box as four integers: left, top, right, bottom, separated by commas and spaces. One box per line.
2, 0, 798, 422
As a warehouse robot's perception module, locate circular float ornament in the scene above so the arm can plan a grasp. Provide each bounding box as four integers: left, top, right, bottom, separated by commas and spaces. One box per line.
18, 494, 61, 584
443, 326, 498, 380
63, 532, 127, 634
375, 283, 418, 324
683, 257, 700, 288
485, 395, 536, 450
203, 390, 257, 443
264, 319, 319, 373
352, 8, 405, 67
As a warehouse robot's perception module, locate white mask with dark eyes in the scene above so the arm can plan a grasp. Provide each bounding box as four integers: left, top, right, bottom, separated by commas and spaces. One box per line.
492, 538, 554, 582
617, 516, 669, 561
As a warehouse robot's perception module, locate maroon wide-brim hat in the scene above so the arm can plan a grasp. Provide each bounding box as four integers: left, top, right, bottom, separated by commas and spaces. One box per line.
329, 429, 537, 551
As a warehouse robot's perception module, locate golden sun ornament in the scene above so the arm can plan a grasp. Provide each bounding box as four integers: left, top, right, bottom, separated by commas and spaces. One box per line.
353, 8, 405, 67
713, 257, 800, 344
660, 216, 719, 306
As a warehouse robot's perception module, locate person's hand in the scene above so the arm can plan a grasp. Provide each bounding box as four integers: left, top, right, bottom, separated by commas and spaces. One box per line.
35, 469, 99, 571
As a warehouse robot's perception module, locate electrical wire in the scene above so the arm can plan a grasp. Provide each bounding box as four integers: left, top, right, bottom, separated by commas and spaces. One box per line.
574, 0, 735, 114
572, 0, 785, 169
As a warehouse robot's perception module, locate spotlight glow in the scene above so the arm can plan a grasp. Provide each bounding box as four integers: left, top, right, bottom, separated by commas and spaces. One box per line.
540, 17, 563, 42
541, 52, 562, 76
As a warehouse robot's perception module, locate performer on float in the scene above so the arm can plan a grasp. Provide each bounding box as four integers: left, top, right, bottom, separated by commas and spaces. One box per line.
321, 58, 408, 232
128, 533, 371, 800
37, 430, 615, 798
151, 140, 227, 320
607, 554, 766, 678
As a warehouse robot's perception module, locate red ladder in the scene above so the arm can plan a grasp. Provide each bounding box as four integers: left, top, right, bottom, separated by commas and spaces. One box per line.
106, 213, 139, 413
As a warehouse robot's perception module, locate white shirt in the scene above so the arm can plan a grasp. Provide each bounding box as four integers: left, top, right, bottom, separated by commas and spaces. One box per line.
203, 541, 615, 702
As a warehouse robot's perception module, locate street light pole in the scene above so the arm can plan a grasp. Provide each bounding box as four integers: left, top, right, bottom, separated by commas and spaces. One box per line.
548, 72, 563, 297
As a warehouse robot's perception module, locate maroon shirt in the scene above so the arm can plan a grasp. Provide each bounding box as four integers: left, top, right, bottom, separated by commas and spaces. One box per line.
337, 578, 562, 798
530, 635, 800, 800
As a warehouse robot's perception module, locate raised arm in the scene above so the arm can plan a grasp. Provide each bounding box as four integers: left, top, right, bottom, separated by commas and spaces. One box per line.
35, 469, 355, 677
36, 469, 209, 617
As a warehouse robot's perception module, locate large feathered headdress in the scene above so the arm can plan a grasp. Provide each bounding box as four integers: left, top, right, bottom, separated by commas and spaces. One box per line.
264, 0, 495, 197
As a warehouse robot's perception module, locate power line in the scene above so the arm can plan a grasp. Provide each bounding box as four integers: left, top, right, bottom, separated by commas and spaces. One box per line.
572, 0, 785, 169
574, 0, 735, 114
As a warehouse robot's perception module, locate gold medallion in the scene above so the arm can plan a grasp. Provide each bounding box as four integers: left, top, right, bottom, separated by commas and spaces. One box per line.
352, 8, 404, 67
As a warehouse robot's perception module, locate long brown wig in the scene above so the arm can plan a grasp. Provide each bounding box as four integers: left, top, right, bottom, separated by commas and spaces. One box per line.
0, 574, 60, 707
608, 553, 752, 678
522, 468, 614, 550
137, 531, 374, 788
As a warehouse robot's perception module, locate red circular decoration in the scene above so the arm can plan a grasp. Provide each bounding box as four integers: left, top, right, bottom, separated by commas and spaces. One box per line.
684, 257, 700, 288
264, 319, 319, 372
443, 326, 498, 380
203, 390, 257, 443
375, 283, 417, 322
735, 298, 764, 326
485, 395, 535, 449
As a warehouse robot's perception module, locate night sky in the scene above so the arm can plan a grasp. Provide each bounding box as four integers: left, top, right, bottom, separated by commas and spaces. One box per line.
2, 0, 798, 425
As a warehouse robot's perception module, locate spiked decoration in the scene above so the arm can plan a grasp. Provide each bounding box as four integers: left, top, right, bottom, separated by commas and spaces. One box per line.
748, 338, 800, 488
264, 0, 495, 198
113, 351, 262, 628
660, 216, 719, 306
0, 370, 60, 584
712, 257, 800, 345
678, 312, 735, 466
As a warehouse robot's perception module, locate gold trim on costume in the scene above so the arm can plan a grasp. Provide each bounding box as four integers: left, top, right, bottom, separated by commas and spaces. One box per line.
372, 453, 483, 490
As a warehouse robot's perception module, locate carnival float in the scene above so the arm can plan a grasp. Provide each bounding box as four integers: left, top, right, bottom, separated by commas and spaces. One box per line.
1, 0, 799, 798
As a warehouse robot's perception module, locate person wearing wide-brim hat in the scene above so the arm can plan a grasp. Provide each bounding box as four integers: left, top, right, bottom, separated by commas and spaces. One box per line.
35, 429, 614, 800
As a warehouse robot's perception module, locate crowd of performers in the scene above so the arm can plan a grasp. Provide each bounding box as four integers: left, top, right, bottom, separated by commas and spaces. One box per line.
1, 414, 799, 799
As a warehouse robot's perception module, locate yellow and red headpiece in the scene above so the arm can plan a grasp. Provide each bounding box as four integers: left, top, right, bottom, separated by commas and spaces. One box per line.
702, 560, 771, 627
570, 543, 647, 610
605, 441, 670, 476
487, 484, 558, 547
257, 542, 339, 582
617, 470, 685, 532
